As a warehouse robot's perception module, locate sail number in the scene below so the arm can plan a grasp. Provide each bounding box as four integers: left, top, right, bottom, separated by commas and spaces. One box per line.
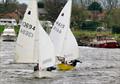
20, 21, 36, 37
20, 29, 33, 38
56, 21, 65, 28
22, 22, 36, 31
53, 21, 65, 34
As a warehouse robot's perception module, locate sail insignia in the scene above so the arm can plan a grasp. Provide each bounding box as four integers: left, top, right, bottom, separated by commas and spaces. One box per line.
61, 13, 64, 16
28, 11, 31, 15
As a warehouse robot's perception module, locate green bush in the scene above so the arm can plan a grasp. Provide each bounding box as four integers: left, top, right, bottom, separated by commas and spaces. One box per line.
88, 2, 103, 13
112, 25, 120, 34
81, 21, 102, 31
14, 26, 20, 35
0, 25, 4, 33
0, 3, 17, 13
38, 2, 44, 8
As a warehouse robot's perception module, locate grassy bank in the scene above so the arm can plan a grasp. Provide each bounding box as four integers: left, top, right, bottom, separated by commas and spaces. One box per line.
113, 34, 120, 42
14, 26, 20, 35
73, 30, 112, 39
0, 25, 20, 35
72, 30, 120, 45
1, 24, 120, 44
0, 25, 4, 34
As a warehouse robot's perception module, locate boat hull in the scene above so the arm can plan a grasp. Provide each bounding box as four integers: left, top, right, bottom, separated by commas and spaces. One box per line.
2, 35, 16, 41
57, 64, 74, 71
96, 42, 119, 48
91, 42, 119, 48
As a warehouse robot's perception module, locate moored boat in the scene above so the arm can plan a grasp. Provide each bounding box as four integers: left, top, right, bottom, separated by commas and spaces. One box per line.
90, 34, 119, 48
1, 24, 16, 41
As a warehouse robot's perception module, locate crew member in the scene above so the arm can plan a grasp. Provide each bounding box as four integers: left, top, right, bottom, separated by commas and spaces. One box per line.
34, 63, 39, 71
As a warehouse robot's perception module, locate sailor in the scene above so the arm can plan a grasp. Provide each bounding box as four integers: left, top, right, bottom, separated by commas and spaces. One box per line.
34, 63, 56, 71
46, 66, 56, 71
57, 56, 67, 64
69, 59, 82, 66
57, 56, 82, 67
34, 63, 39, 71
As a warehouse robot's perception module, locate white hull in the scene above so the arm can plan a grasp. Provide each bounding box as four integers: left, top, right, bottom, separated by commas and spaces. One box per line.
2, 35, 16, 41
33, 70, 56, 78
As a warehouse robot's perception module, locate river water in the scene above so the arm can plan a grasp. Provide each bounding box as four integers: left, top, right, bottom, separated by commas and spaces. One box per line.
0, 42, 120, 84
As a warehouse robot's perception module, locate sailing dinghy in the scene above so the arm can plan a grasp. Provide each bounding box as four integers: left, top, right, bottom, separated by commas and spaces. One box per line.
50, 0, 81, 71
15, 0, 56, 78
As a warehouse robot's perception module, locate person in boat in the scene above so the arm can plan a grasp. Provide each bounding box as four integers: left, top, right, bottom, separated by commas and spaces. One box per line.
34, 63, 56, 72
46, 66, 56, 71
57, 56, 67, 64
57, 57, 82, 71
69, 59, 82, 66
34, 63, 39, 71
57, 56, 82, 67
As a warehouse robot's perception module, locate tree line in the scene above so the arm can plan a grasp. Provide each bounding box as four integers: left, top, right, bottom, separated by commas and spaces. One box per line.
44, 0, 120, 33
0, 0, 120, 33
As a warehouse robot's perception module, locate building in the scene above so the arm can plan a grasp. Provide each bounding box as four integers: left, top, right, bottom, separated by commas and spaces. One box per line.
0, 19, 17, 26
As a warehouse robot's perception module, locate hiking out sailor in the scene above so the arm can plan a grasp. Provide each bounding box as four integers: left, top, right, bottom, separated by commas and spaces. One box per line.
57, 56, 67, 64
69, 59, 82, 66
34, 63, 56, 72
57, 56, 82, 67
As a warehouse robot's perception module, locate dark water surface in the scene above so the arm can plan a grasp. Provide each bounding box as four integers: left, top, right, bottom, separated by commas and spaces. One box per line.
0, 42, 120, 84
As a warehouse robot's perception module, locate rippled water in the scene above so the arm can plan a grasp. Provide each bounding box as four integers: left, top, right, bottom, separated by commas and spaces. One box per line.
0, 42, 120, 84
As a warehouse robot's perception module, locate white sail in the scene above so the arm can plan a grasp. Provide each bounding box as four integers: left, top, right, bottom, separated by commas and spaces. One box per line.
15, 0, 56, 78
62, 28, 79, 61
50, 0, 79, 61
37, 20, 55, 69
15, 0, 38, 63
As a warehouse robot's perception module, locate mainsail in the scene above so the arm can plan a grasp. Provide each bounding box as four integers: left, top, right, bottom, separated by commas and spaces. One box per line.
50, 0, 79, 61
37, 20, 55, 69
15, 0, 55, 68
15, 0, 38, 63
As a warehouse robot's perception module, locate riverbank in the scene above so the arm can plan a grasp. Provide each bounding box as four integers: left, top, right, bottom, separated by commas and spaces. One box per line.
1, 25, 120, 47
73, 30, 120, 47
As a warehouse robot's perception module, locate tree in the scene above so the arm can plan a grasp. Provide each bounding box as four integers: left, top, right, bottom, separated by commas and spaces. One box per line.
2, 0, 5, 3
79, 0, 93, 7
87, 2, 103, 21
104, 8, 120, 28
106, 0, 118, 10
38, 1, 44, 8
112, 25, 120, 34
2, 0, 18, 4
45, 0, 67, 22
0, 0, 18, 13
71, 5, 90, 29
88, 2, 103, 13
